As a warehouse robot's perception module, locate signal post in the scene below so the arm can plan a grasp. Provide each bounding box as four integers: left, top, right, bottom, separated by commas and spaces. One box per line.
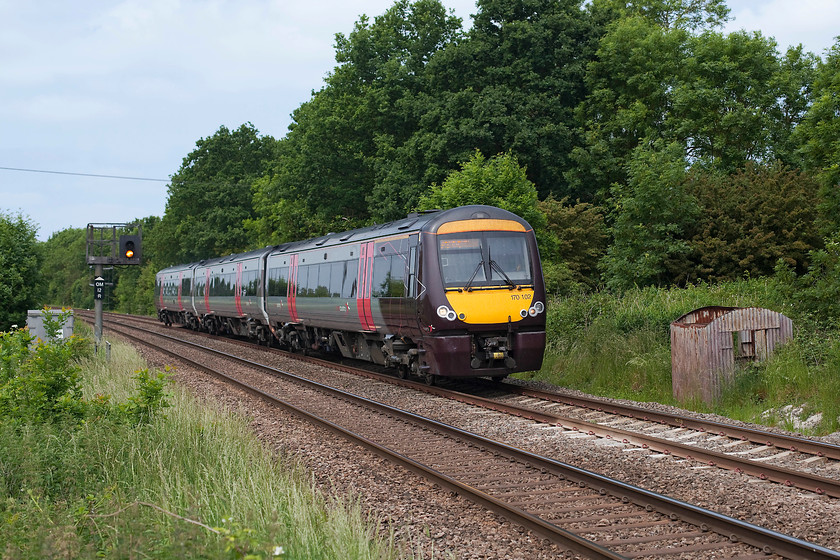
85, 223, 142, 345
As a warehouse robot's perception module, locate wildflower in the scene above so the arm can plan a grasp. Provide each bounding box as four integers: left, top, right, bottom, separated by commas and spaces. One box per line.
273, 545, 285, 556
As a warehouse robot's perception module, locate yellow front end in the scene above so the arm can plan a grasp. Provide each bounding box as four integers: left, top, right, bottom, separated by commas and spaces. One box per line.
443, 288, 536, 324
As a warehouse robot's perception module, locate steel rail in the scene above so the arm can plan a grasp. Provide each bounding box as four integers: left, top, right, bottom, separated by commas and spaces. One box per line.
99, 319, 840, 560
92, 311, 840, 499
91, 312, 840, 499
437, 385, 840, 499
502, 383, 840, 461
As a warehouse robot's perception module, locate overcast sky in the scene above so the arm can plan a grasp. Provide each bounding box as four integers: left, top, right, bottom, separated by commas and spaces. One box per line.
1, 0, 838, 242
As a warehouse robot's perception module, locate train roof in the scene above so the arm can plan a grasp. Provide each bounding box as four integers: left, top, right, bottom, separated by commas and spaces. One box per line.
194, 246, 274, 268
155, 247, 273, 275
268, 205, 530, 256
156, 261, 199, 276
157, 206, 532, 273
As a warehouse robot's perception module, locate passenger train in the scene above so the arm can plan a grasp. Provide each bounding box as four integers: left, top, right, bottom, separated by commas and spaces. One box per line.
155, 205, 546, 384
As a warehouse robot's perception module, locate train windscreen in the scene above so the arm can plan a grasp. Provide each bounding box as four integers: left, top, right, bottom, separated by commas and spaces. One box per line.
438, 232, 532, 290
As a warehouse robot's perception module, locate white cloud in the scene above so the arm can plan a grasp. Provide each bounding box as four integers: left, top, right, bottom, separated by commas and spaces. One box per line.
6, 94, 123, 122
724, 0, 840, 54
4, 0, 836, 241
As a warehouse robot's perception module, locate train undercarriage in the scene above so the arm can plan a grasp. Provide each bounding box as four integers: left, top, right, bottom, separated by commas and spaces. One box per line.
158, 308, 516, 385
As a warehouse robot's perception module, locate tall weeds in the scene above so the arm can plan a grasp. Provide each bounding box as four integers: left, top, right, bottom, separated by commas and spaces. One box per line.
1, 321, 398, 559
533, 279, 840, 434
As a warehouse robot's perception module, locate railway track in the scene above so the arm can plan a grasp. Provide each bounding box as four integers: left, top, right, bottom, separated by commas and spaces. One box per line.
85, 313, 840, 559
86, 311, 840, 498
451, 382, 840, 498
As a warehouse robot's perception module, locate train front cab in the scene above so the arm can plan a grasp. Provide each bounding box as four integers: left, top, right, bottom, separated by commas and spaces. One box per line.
418, 208, 547, 380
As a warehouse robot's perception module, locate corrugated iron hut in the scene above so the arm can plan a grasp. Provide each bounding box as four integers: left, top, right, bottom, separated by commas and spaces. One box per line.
670, 307, 793, 403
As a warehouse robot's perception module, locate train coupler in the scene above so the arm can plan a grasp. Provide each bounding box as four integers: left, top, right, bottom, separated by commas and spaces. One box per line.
471, 335, 516, 369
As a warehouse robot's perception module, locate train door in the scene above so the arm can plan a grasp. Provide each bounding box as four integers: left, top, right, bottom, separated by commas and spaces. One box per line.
186, 267, 198, 319
203, 268, 212, 314
407, 235, 420, 297
357, 242, 376, 331
235, 262, 244, 317
287, 254, 299, 323
407, 235, 421, 331
176, 271, 184, 311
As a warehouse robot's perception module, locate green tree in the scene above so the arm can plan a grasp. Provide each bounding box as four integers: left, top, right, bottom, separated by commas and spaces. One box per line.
685, 163, 822, 281
40, 227, 91, 309
570, 1, 812, 199
389, 0, 600, 206
416, 150, 546, 231
538, 196, 608, 290
568, 13, 688, 199
250, 0, 464, 241
157, 123, 277, 265
601, 141, 699, 289
772, 45, 819, 164
0, 211, 42, 331
795, 38, 840, 235
597, 0, 730, 31
249, 87, 377, 244
673, 31, 814, 172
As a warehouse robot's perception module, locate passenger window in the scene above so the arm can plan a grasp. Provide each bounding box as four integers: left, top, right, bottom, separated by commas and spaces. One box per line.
329, 262, 343, 297
388, 255, 406, 297
297, 266, 309, 297
371, 256, 390, 298
343, 260, 358, 298
268, 267, 289, 297
314, 264, 330, 297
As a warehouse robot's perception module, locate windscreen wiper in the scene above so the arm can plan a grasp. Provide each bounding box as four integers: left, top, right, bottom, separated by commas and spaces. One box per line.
463, 260, 484, 292
489, 259, 516, 289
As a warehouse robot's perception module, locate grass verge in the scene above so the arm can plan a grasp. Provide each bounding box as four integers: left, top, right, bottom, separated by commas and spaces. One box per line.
1, 321, 399, 559
526, 279, 840, 435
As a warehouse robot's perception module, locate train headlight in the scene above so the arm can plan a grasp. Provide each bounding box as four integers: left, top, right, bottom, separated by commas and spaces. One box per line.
437, 305, 458, 321
526, 301, 545, 317
520, 309, 528, 318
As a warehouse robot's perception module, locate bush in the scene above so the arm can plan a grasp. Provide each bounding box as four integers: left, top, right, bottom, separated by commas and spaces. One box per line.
0, 310, 90, 423
534, 278, 840, 433
1, 320, 396, 559
0, 310, 171, 426
685, 163, 821, 282
538, 196, 608, 291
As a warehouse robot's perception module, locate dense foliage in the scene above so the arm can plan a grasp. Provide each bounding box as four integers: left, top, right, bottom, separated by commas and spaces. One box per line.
40, 227, 93, 309
0, 211, 42, 331
0, 310, 166, 424
26, 0, 840, 322
154, 123, 279, 265
1, 318, 395, 559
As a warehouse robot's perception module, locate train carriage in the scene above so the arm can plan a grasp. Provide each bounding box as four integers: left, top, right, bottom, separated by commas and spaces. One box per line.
191, 247, 273, 341
156, 205, 546, 383
155, 262, 198, 326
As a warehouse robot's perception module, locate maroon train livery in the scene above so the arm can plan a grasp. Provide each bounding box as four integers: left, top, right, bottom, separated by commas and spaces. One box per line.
155, 205, 546, 384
